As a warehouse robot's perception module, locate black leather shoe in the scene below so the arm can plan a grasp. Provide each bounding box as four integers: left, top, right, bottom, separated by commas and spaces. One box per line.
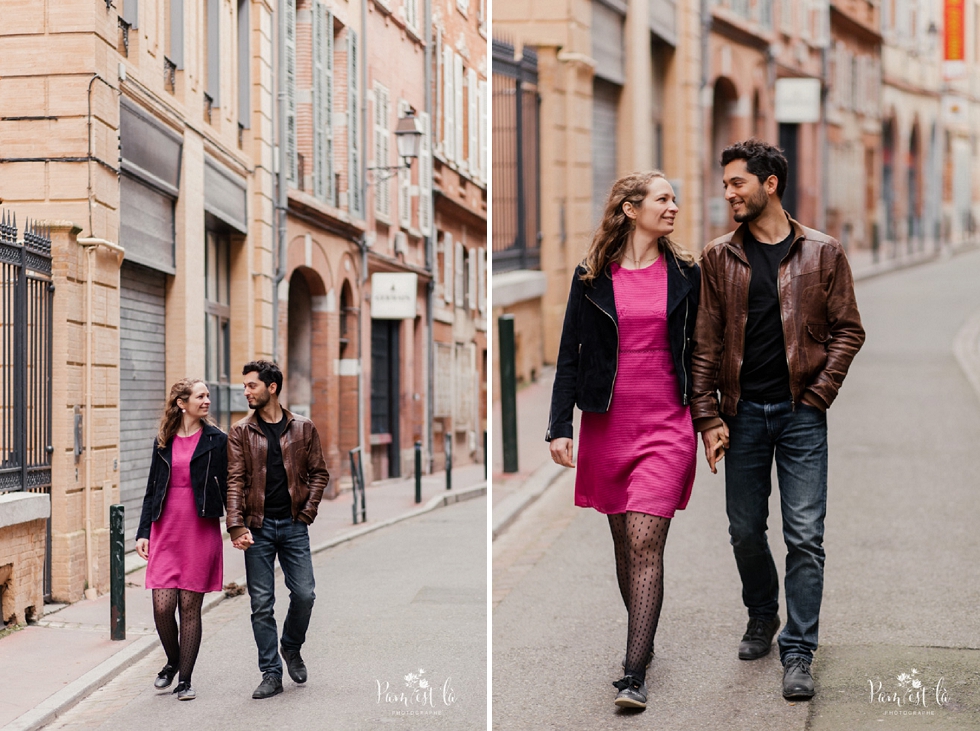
252, 673, 283, 699
782, 657, 815, 699
612, 675, 647, 709
154, 664, 177, 689
173, 681, 196, 700
280, 645, 308, 683
738, 616, 781, 660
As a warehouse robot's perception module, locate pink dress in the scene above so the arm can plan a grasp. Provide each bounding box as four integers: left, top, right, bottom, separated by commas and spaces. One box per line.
575, 259, 697, 518
145, 430, 223, 593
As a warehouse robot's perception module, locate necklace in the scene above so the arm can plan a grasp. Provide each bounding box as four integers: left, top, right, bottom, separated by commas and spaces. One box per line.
623, 250, 659, 268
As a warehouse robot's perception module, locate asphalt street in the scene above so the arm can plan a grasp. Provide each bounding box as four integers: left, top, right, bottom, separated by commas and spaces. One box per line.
45, 495, 487, 731
493, 248, 980, 730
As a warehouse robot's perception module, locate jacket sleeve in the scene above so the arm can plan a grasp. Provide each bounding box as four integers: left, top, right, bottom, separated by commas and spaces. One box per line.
805, 248, 866, 409
691, 249, 725, 428
546, 270, 584, 441
135, 441, 159, 541
225, 424, 248, 539
298, 423, 330, 524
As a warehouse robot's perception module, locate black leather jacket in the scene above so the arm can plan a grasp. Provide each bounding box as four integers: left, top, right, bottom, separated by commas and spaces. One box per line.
546, 250, 700, 442
136, 422, 228, 540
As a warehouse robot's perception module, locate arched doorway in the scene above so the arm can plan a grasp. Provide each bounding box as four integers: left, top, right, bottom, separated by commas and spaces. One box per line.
709, 77, 739, 240
908, 121, 921, 250
287, 271, 313, 417
337, 279, 358, 476
882, 116, 897, 243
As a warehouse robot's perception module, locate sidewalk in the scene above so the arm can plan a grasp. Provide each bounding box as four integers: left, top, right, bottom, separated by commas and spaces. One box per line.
1, 464, 486, 731
490, 237, 980, 541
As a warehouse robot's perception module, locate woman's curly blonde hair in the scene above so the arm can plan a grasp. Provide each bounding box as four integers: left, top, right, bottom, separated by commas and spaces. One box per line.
580, 171, 694, 284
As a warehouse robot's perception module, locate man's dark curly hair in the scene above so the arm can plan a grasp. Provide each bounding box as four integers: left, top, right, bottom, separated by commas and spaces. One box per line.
720, 138, 788, 200
243, 360, 283, 393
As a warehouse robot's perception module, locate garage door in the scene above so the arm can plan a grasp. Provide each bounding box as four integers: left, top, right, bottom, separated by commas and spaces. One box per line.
592, 78, 620, 228
119, 262, 167, 541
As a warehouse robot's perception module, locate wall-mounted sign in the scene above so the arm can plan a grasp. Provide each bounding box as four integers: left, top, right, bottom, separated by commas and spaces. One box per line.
774, 78, 821, 124
944, 0, 966, 79
371, 273, 418, 319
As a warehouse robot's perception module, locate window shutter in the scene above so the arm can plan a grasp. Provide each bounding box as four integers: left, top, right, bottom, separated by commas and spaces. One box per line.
374, 83, 390, 218
454, 240, 465, 308
285, 0, 297, 184
324, 9, 335, 205
398, 99, 412, 229
443, 46, 455, 163
467, 68, 477, 177
477, 79, 487, 184
418, 111, 432, 236
467, 246, 476, 310
348, 30, 362, 216
443, 232, 453, 304
454, 54, 464, 170
313, 3, 326, 199
477, 246, 485, 314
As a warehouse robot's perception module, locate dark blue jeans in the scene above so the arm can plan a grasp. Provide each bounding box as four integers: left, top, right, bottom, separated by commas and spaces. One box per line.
244, 517, 316, 678
724, 400, 828, 664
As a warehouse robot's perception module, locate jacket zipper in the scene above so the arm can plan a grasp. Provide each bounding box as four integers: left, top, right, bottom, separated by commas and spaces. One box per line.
585, 293, 619, 410
156, 452, 172, 521
202, 447, 211, 516
681, 297, 689, 405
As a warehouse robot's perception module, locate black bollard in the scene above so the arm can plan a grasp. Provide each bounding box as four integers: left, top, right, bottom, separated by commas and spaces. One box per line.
484, 429, 488, 480
414, 440, 422, 504
499, 314, 519, 473
109, 504, 125, 641
445, 431, 453, 491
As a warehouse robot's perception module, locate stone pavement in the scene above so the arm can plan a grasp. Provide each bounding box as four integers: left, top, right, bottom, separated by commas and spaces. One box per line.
490, 237, 980, 543
1, 463, 486, 731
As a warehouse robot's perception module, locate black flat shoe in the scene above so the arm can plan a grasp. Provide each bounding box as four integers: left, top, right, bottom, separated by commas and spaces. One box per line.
154, 664, 177, 689
252, 673, 283, 700
782, 657, 815, 699
738, 616, 781, 660
612, 675, 647, 709
173, 681, 196, 700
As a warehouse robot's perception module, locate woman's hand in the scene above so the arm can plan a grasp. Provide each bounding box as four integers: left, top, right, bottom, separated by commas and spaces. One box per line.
550, 437, 576, 468
135, 538, 149, 560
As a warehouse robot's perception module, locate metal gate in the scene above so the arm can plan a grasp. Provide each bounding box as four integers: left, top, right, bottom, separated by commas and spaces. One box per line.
0, 213, 54, 597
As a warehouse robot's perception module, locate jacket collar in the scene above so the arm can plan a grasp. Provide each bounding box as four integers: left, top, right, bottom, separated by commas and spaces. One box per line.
587, 248, 693, 319
725, 211, 806, 264
157, 421, 224, 460
244, 405, 296, 433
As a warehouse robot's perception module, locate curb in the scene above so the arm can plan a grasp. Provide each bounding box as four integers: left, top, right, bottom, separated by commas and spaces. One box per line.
851, 241, 979, 282
491, 461, 567, 540
3, 484, 486, 731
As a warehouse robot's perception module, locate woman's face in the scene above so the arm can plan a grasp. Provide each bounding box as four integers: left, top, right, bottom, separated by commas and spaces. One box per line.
178, 382, 211, 421
629, 177, 678, 239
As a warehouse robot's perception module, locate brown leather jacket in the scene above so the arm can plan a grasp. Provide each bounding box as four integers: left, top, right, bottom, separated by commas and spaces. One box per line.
691, 215, 865, 428
226, 407, 331, 540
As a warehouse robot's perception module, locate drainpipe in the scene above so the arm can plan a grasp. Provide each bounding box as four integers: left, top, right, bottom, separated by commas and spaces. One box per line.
274, 0, 288, 362
359, 0, 369, 469
423, 0, 434, 471
77, 237, 125, 601
700, 0, 711, 249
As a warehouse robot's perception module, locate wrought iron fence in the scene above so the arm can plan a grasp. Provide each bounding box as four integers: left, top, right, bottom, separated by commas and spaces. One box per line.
0, 212, 54, 595
492, 39, 541, 274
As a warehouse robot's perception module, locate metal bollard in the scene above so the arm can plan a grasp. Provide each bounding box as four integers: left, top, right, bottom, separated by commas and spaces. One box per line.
445, 431, 453, 491
484, 429, 488, 480
109, 504, 125, 641
499, 314, 519, 473
414, 441, 422, 504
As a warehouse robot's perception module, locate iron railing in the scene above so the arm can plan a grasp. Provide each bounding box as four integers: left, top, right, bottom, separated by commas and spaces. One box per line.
0, 212, 54, 597
492, 39, 541, 274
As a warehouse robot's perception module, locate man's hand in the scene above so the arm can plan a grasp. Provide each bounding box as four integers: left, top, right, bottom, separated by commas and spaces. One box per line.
135, 538, 149, 560
232, 530, 254, 551
549, 437, 575, 468
700, 423, 730, 474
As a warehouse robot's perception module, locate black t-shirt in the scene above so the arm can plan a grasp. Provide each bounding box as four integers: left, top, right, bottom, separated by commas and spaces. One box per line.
256, 413, 292, 520
740, 229, 794, 403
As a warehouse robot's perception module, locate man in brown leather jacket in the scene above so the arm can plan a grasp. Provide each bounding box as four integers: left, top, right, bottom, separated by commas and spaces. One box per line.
692, 139, 864, 701
226, 360, 331, 699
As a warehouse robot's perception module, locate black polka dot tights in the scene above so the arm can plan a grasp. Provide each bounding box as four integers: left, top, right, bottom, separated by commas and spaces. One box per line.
152, 588, 205, 684
608, 511, 671, 683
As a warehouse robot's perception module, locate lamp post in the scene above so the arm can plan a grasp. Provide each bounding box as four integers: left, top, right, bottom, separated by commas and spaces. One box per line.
367, 109, 424, 182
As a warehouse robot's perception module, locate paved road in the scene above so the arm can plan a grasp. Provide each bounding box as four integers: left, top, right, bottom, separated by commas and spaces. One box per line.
493, 249, 980, 730
46, 496, 487, 731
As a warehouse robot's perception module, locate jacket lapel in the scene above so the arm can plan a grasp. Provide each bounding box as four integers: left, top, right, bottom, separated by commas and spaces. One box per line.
665, 252, 692, 316
586, 268, 618, 324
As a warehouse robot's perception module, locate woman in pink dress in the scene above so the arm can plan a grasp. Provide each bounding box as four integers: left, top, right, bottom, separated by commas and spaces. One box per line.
547, 171, 705, 710
135, 379, 227, 701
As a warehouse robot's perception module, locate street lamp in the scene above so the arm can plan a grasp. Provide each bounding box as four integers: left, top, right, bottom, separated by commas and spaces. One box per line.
367, 109, 424, 183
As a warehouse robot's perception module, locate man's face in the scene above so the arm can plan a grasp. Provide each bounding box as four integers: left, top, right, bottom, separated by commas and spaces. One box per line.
723, 158, 773, 223
243, 371, 274, 410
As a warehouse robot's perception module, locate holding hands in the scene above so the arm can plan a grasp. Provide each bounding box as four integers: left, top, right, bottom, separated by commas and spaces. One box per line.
232, 530, 254, 551
700, 423, 730, 474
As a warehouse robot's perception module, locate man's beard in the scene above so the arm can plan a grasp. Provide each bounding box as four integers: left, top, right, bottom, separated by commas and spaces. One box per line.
249, 392, 270, 410
733, 186, 769, 223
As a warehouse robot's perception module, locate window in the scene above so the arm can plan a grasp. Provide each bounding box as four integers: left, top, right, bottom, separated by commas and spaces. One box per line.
205, 229, 232, 429
348, 30, 362, 216
442, 46, 455, 163
313, 2, 335, 204
442, 232, 454, 304
405, 0, 418, 30
285, 0, 298, 183
207, 0, 220, 107
374, 83, 391, 219
418, 111, 433, 235
238, 0, 249, 128
167, 0, 183, 68
467, 68, 478, 176
457, 0, 469, 15
398, 99, 412, 229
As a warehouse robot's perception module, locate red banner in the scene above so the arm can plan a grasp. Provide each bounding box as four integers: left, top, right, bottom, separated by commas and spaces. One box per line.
945, 0, 965, 62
